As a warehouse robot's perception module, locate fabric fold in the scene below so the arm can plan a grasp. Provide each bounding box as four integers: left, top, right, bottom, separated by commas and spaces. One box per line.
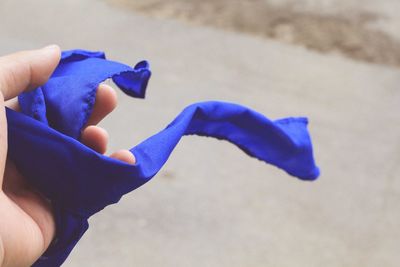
5, 49, 320, 266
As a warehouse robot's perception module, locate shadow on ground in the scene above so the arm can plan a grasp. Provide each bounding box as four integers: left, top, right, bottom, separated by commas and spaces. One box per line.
109, 0, 400, 68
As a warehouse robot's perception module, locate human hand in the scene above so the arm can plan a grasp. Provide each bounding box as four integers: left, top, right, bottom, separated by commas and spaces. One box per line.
0, 46, 135, 267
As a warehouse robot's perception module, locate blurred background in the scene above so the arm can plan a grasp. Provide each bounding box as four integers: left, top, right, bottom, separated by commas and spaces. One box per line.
1, 0, 399, 266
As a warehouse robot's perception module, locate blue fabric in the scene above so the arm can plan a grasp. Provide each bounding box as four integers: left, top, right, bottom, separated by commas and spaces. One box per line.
5, 50, 320, 266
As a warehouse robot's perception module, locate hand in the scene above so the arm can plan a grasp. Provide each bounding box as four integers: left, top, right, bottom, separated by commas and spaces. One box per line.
0, 46, 135, 267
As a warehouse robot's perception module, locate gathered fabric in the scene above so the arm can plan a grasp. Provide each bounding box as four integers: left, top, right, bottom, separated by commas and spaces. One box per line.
6, 50, 320, 266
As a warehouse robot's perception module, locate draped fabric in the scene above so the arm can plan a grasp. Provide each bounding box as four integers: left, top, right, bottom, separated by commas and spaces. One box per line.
5, 50, 320, 266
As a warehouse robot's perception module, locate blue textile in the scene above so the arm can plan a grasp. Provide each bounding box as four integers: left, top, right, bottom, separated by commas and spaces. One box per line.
6, 50, 320, 266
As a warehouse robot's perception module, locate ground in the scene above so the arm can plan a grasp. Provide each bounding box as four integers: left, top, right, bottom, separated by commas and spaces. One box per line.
109, 0, 400, 67
0, 0, 399, 266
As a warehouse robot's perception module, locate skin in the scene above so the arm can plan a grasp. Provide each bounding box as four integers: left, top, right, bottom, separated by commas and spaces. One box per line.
0, 45, 135, 267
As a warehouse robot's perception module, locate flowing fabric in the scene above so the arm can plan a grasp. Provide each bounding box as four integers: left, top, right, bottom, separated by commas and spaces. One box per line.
5, 50, 320, 266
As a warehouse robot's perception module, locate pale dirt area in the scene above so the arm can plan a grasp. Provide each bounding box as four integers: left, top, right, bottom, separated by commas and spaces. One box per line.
0, 0, 399, 266
109, 0, 400, 68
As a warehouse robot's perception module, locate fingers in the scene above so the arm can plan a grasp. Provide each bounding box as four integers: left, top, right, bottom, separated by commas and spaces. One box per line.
0, 45, 135, 197
80, 84, 135, 164
0, 46, 60, 188
81, 127, 136, 164
81, 126, 108, 154
0, 45, 61, 101
85, 84, 117, 126
5, 83, 117, 117
110, 150, 136, 165
80, 126, 136, 165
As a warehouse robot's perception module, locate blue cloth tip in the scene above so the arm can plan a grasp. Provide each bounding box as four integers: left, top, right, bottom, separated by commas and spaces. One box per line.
6, 49, 320, 266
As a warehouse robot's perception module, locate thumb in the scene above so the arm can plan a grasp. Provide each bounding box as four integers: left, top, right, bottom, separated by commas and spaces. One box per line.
0, 45, 61, 188
0, 45, 61, 101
